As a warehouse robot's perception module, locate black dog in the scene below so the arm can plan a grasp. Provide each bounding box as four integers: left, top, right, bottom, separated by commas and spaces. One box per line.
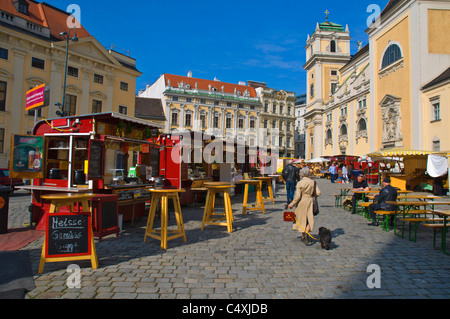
318, 227, 332, 250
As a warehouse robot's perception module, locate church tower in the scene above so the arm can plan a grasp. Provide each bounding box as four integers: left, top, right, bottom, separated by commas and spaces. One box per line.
303, 11, 352, 159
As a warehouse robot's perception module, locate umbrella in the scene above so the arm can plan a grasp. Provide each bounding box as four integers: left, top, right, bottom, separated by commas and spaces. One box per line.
306, 157, 330, 163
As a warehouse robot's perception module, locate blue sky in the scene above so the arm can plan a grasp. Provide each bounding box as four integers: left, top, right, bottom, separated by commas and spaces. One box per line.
46, 0, 388, 96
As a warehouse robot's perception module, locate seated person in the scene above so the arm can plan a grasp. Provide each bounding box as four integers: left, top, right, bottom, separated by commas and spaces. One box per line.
351, 174, 369, 214
368, 178, 398, 226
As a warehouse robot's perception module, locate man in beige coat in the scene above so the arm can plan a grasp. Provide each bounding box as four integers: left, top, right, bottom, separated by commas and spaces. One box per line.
288, 167, 321, 245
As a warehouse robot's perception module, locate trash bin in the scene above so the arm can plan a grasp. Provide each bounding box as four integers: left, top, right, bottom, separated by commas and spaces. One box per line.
0, 186, 11, 234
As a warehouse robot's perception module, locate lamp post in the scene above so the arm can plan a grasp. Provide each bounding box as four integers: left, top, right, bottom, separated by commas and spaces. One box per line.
56, 27, 78, 117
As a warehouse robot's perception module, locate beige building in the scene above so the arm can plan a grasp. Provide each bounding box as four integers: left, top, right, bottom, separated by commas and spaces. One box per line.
139, 74, 297, 156
0, 0, 142, 167
303, 0, 450, 159
248, 81, 296, 157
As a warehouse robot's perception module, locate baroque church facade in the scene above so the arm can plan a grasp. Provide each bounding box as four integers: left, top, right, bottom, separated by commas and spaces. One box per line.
303, 0, 450, 160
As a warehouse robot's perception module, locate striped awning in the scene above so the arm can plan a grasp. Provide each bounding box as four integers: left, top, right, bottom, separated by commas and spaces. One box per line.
367, 147, 436, 158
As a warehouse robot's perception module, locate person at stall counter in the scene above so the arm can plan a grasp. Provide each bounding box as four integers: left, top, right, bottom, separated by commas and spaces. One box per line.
351, 174, 369, 215
368, 177, 398, 226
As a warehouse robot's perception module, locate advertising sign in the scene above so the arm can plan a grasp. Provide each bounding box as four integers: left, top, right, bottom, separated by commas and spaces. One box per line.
26, 84, 49, 111
9, 135, 44, 179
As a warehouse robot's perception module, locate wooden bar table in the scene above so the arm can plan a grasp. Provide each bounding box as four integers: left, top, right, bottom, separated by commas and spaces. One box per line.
255, 177, 275, 204
201, 184, 235, 233
38, 193, 97, 274
41, 193, 94, 214
144, 188, 186, 250
268, 175, 281, 198
237, 180, 266, 215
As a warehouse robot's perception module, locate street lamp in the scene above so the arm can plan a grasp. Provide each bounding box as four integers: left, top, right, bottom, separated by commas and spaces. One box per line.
56, 27, 78, 117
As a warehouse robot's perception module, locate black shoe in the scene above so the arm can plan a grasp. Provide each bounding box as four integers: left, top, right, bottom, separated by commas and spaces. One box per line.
351, 211, 356, 215
368, 221, 378, 227
303, 235, 310, 246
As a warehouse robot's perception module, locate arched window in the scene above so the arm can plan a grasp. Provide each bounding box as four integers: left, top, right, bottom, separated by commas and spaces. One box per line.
358, 119, 367, 131
330, 40, 336, 53
340, 124, 348, 136
381, 43, 402, 69
326, 129, 332, 140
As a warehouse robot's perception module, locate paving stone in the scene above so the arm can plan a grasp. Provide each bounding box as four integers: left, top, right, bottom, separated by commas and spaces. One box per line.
4, 184, 449, 300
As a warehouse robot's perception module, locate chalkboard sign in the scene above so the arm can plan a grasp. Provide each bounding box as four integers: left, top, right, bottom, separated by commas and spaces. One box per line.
101, 200, 118, 230
88, 140, 103, 180
45, 213, 92, 258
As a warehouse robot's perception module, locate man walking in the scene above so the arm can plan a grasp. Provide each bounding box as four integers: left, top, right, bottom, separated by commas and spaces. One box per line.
282, 160, 299, 208
329, 163, 337, 183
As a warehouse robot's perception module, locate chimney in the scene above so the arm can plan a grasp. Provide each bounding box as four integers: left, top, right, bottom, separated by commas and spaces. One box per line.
187, 71, 192, 77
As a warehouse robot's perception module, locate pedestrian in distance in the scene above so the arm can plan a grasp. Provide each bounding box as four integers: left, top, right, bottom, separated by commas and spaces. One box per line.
329, 162, 337, 183
282, 160, 300, 209
342, 165, 349, 183
288, 167, 321, 246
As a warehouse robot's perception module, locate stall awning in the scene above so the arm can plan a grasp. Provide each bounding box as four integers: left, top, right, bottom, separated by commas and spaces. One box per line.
104, 135, 160, 147
367, 147, 436, 158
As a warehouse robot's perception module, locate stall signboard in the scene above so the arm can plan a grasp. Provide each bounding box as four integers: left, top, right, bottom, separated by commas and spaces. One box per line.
9, 135, 44, 179
45, 212, 91, 258
25, 84, 49, 111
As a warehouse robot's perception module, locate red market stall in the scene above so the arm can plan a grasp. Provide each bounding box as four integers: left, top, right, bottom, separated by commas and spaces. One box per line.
17, 112, 164, 235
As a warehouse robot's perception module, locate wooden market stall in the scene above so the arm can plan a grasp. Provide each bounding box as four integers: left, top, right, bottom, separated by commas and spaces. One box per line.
368, 147, 437, 191
16, 112, 164, 234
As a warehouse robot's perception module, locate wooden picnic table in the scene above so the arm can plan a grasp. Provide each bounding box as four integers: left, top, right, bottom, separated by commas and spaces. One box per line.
429, 210, 450, 254
386, 201, 450, 240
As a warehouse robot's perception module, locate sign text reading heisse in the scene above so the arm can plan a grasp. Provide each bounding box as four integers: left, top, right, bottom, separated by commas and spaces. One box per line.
26, 84, 45, 111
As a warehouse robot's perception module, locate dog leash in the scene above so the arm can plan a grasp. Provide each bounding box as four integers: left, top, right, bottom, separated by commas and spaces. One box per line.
291, 212, 318, 240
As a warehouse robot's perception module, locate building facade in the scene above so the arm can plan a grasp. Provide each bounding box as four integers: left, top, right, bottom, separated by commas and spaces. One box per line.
139, 74, 297, 156
294, 93, 307, 159
139, 73, 263, 148
303, 0, 450, 160
249, 81, 296, 157
0, 0, 141, 167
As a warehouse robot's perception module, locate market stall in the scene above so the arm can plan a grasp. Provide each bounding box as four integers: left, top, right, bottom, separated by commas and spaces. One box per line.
368, 147, 437, 191
15, 112, 164, 232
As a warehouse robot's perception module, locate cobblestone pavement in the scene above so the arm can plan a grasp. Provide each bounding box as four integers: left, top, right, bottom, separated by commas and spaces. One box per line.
5, 179, 450, 299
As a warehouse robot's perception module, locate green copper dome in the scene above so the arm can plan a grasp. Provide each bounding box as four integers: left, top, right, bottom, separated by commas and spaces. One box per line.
319, 21, 344, 32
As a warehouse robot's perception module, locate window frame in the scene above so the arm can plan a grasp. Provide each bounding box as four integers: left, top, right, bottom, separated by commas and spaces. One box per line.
380, 42, 403, 70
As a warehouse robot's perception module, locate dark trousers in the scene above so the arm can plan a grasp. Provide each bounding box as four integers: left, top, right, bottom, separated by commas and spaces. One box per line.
369, 203, 382, 221
369, 203, 394, 226
286, 181, 296, 204
351, 193, 366, 213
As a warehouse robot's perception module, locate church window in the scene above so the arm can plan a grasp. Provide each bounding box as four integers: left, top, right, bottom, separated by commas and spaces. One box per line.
330, 40, 336, 53
340, 124, 348, 136
358, 119, 367, 131
326, 129, 332, 140
381, 43, 402, 69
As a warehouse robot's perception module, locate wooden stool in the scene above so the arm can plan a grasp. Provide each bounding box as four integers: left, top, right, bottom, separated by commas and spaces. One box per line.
239, 180, 266, 215
144, 189, 186, 249
38, 193, 97, 274
255, 177, 275, 204
201, 184, 235, 233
